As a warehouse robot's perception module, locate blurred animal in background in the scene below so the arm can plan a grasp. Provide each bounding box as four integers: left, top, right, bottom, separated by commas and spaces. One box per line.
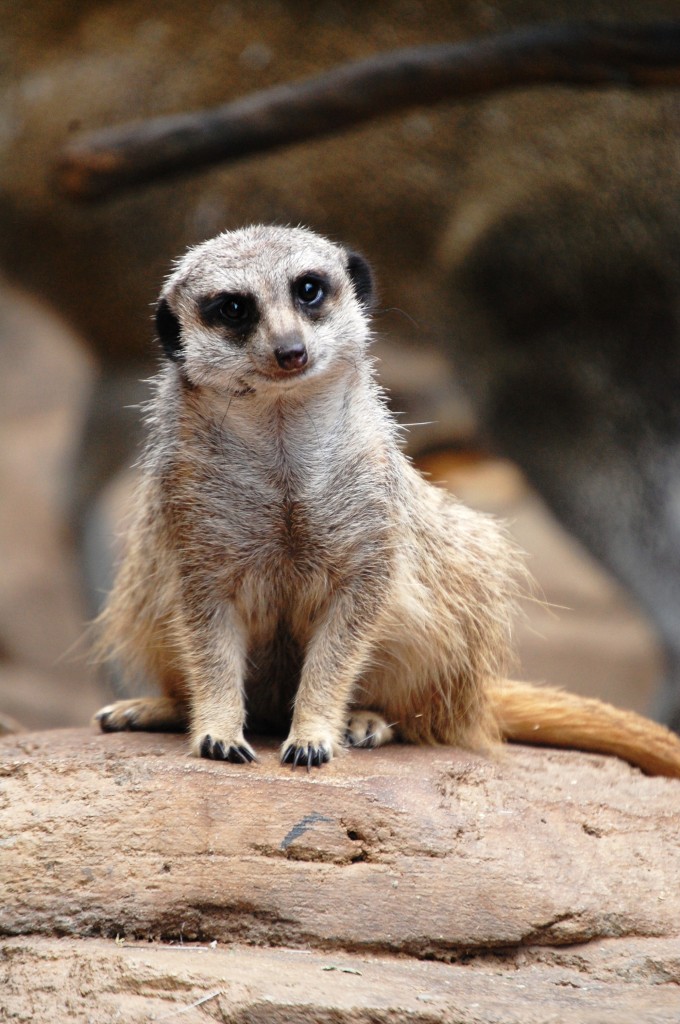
3, 3, 680, 729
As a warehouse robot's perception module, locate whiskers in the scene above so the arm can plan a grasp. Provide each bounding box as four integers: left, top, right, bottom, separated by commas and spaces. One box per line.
373, 306, 420, 330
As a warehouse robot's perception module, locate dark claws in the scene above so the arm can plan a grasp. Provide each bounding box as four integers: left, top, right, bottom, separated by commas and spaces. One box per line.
314, 746, 329, 767
199, 735, 257, 763
349, 733, 377, 749
281, 743, 330, 770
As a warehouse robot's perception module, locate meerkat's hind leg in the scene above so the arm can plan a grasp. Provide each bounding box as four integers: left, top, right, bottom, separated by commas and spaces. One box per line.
95, 696, 189, 734
345, 710, 395, 749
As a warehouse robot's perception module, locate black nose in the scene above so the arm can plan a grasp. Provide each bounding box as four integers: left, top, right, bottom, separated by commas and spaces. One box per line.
275, 342, 308, 372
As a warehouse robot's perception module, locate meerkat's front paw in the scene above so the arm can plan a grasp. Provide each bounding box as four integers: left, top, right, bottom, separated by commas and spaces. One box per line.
345, 710, 395, 749
280, 723, 339, 770
281, 741, 332, 769
193, 731, 258, 764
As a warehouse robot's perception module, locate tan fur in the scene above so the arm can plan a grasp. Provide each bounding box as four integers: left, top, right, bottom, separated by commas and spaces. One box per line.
489, 679, 680, 779
94, 225, 680, 778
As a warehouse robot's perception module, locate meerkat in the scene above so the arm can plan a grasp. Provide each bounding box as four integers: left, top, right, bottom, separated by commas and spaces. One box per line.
94, 224, 680, 778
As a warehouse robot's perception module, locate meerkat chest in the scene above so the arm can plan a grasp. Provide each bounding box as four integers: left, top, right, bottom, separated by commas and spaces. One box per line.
170, 405, 392, 587
227, 454, 384, 573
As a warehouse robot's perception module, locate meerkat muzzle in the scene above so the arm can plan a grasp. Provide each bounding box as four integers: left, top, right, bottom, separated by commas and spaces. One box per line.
275, 342, 308, 372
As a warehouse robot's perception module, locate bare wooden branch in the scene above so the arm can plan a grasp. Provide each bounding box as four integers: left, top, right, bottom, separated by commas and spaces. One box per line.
56, 21, 680, 200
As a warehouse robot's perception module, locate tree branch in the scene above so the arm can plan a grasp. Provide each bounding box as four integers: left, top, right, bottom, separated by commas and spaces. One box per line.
56, 21, 680, 200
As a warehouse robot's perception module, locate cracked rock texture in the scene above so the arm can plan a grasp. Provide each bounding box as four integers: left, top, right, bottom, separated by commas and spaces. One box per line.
1, 728, 679, 1022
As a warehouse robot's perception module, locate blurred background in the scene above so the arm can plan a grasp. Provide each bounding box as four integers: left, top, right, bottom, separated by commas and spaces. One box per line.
2, 0, 677, 733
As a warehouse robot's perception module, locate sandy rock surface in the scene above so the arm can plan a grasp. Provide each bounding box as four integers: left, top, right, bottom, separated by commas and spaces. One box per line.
2, 727, 679, 1022
3, 934, 680, 1024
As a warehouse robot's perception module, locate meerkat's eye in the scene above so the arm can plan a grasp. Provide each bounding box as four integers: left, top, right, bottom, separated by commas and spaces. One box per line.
218, 295, 250, 322
294, 276, 326, 308
199, 292, 256, 336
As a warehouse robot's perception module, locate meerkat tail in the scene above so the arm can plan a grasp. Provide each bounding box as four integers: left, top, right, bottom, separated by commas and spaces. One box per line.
488, 679, 680, 779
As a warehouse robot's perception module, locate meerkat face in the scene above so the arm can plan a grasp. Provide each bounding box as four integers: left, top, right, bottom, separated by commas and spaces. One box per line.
155, 225, 374, 394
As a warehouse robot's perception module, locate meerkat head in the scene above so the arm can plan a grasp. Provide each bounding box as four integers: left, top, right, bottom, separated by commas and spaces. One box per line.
154, 225, 374, 394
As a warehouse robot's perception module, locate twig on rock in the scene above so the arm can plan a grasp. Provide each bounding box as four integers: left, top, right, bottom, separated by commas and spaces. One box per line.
153, 989, 223, 1022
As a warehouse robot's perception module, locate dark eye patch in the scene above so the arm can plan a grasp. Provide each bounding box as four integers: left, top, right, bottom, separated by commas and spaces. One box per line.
293, 274, 329, 311
199, 292, 258, 338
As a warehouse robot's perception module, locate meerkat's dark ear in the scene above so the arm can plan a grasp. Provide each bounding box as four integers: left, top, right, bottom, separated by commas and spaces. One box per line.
346, 251, 374, 309
155, 297, 184, 362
